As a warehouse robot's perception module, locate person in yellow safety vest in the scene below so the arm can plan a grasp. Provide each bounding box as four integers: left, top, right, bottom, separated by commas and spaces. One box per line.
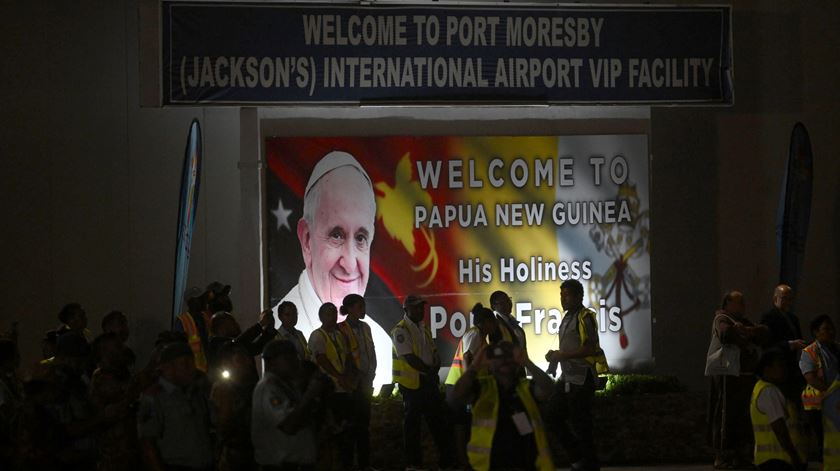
751, 348, 807, 471
449, 341, 556, 471
308, 302, 357, 470
445, 303, 500, 387
800, 314, 840, 460
545, 279, 609, 471
337, 293, 377, 471
275, 301, 312, 361
175, 287, 212, 372
820, 378, 840, 470
444, 302, 500, 469
391, 294, 456, 470
490, 290, 527, 348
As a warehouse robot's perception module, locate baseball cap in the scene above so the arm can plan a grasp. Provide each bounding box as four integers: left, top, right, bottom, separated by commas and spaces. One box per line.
403, 294, 427, 309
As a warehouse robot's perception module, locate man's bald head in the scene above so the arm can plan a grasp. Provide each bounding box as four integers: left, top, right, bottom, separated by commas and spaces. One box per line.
773, 284, 794, 313
722, 290, 745, 316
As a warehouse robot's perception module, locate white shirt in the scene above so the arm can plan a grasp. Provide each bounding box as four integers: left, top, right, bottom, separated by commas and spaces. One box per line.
308, 328, 350, 392
462, 327, 483, 356
274, 269, 392, 390
756, 383, 787, 423
251, 371, 317, 465
392, 314, 435, 365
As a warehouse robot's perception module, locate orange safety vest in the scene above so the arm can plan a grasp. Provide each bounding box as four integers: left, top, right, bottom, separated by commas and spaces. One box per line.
802, 342, 825, 410
445, 326, 481, 386
178, 311, 210, 372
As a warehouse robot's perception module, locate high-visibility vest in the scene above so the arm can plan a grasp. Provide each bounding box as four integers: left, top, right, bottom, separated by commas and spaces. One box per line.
178, 311, 210, 372
391, 318, 435, 390
822, 380, 840, 470
578, 308, 609, 375
466, 374, 554, 471
313, 327, 347, 375
277, 327, 311, 361
750, 379, 805, 466
802, 342, 825, 410
337, 320, 373, 371
496, 315, 515, 344
445, 326, 481, 386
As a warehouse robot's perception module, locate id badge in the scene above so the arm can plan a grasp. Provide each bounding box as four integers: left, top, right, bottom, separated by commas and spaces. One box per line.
511, 411, 534, 435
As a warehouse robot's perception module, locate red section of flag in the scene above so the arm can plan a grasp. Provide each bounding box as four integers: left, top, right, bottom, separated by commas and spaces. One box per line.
266, 137, 466, 343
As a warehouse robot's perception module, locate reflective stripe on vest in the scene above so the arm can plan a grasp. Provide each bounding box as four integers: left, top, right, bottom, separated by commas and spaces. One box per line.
498, 318, 515, 344
314, 328, 346, 375
578, 308, 609, 375
338, 321, 374, 371
750, 379, 804, 465
179, 312, 208, 372
445, 326, 480, 386
295, 329, 312, 360
391, 319, 435, 390
338, 322, 361, 368
802, 342, 825, 410
467, 375, 554, 471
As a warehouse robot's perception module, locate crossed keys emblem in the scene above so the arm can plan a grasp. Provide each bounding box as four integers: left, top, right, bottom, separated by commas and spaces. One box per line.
587, 182, 651, 350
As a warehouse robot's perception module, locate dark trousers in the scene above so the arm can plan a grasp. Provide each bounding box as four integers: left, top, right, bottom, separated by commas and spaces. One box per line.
330, 392, 356, 469
708, 374, 756, 462
445, 384, 472, 470
352, 385, 373, 468
401, 380, 455, 468
551, 371, 598, 470
805, 409, 823, 461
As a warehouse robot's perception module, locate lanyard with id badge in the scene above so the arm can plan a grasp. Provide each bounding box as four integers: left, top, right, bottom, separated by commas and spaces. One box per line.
504, 389, 534, 436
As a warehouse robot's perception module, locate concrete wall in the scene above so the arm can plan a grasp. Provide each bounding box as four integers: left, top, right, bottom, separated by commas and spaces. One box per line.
650, 2, 840, 388
0, 1, 242, 367
2, 0, 839, 391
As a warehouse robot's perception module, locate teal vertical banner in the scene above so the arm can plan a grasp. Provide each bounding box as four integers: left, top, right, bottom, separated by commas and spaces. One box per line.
172, 119, 202, 327
777, 122, 813, 291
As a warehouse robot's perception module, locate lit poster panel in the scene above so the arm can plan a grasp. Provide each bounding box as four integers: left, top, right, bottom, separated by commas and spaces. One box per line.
266, 135, 651, 387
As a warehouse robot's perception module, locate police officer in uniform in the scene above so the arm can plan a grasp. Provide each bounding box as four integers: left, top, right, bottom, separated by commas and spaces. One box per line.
137, 341, 213, 471
545, 279, 608, 471
391, 294, 455, 470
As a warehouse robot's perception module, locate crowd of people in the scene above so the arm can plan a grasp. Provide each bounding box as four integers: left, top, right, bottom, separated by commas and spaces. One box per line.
0, 278, 607, 471
705, 283, 840, 471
